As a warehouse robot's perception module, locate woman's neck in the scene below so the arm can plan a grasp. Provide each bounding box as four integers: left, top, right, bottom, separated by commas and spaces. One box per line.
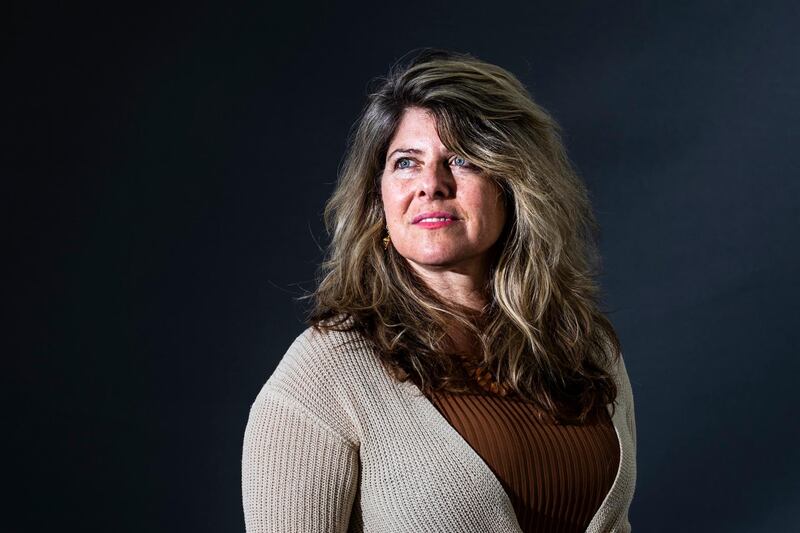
406, 258, 492, 313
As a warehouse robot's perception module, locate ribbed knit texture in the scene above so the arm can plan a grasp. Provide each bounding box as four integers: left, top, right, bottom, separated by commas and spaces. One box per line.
426, 390, 620, 532
242, 322, 637, 532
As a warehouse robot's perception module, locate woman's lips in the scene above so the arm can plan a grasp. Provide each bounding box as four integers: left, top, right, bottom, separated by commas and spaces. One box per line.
412, 211, 458, 229
415, 218, 458, 229
412, 211, 458, 224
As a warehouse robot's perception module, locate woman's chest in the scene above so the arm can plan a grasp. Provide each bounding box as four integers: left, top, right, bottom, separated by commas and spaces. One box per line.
350, 384, 524, 532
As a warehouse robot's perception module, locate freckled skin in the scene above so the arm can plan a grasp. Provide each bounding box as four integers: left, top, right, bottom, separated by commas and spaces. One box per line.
380, 107, 506, 297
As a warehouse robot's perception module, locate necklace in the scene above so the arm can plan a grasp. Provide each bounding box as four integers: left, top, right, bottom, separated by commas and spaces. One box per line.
454, 351, 514, 397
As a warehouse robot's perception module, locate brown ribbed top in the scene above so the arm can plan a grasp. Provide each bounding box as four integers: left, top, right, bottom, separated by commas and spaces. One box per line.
425, 385, 620, 533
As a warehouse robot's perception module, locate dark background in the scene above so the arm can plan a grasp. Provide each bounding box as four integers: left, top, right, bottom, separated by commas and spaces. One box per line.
7, 1, 799, 531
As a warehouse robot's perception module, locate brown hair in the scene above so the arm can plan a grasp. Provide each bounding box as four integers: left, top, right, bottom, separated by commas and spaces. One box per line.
304, 48, 621, 424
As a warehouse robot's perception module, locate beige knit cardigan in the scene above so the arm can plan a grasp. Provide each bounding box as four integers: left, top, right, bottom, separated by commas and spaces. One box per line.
241, 324, 637, 532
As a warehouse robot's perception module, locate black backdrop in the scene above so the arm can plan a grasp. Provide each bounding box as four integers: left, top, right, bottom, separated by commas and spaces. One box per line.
7, 1, 799, 531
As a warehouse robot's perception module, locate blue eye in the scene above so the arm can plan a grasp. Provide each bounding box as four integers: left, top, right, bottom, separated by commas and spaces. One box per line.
395, 157, 413, 169
452, 156, 476, 169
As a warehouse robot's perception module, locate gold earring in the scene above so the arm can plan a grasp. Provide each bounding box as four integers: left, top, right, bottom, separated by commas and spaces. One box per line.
382, 226, 391, 250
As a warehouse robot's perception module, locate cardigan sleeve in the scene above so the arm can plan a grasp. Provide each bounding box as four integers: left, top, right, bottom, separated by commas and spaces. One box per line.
615, 352, 637, 533
241, 387, 360, 533
242, 327, 362, 532
618, 352, 637, 453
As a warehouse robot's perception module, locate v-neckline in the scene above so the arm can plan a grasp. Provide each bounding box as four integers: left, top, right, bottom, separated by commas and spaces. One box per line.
398, 378, 626, 532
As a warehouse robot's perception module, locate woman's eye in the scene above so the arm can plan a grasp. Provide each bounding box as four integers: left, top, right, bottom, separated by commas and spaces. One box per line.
394, 157, 414, 169
452, 156, 474, 168
393, 156, 476, 171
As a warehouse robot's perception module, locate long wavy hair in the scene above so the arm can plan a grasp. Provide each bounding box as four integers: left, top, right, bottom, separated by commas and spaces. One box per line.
305, 48, 621, 424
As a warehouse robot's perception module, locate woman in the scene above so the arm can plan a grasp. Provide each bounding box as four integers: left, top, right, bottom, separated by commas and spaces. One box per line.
242, 48, 637, 532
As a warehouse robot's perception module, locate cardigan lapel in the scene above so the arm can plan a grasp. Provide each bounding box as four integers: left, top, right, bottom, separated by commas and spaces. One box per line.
400, 379, 524, 532
585, 402, 629, 533
400, 378, 627, 533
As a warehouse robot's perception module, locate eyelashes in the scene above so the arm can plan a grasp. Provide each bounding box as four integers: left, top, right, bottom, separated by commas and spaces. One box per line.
394, 158, 413, 170
393, 156, 479, 171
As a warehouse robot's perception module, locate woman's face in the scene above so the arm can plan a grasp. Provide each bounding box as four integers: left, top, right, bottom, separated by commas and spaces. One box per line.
380, 107, 506, 279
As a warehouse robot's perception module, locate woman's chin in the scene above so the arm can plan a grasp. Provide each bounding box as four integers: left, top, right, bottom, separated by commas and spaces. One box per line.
403, 253, 484, 272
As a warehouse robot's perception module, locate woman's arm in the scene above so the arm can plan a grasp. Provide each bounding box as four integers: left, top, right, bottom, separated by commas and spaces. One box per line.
241, 389, 360, 533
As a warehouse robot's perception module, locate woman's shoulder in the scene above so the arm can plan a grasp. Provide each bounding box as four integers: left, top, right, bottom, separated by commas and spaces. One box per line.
250, 317, 373, 446
275, 316, 372, 379
609, 351, 634, 403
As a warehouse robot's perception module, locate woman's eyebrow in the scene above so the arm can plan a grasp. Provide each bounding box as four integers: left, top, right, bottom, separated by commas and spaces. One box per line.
386, 147, 424, 162
385, 147, 458, 162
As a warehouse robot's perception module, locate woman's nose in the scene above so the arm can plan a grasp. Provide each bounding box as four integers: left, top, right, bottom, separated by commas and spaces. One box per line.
417, 160, 455, 199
